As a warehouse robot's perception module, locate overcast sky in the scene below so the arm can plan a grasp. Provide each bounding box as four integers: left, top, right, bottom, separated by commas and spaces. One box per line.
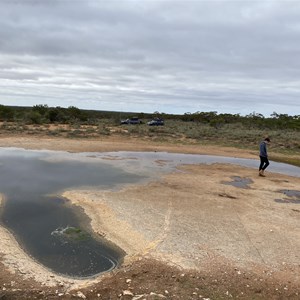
0, 0, 300, 116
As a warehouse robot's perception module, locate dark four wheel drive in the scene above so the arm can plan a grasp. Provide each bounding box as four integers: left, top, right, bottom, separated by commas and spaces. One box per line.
120, 117, 142, 125
147, 118, 164, 126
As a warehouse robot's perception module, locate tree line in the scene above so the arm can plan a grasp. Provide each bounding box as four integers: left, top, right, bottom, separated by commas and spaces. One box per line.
0, 104, 299, 130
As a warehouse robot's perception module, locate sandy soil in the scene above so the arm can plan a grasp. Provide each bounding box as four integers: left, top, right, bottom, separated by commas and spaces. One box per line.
0, 135, 300, 299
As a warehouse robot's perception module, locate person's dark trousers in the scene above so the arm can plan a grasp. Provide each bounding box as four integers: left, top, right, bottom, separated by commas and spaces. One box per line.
259, 156, 269, 170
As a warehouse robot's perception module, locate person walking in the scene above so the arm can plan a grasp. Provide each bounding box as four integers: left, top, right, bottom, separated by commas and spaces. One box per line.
259, 137, 270, 177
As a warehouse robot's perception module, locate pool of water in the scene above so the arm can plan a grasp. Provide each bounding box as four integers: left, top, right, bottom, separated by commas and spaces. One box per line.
221, 176, 254, 189
275, 189, 300, 204
0, 149, 143, 278
0, 148, 299, 278
89, 151, 300, 178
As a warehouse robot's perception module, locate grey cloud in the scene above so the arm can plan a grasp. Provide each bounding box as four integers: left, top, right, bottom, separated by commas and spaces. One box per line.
0, 1, 300, 115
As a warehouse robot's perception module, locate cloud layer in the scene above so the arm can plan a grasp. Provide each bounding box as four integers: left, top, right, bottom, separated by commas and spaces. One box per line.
0, 0, 300, 115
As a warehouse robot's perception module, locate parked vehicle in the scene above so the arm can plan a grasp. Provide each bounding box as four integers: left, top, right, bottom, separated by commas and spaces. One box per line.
120, 117, 142, 125
147, 118, 164, 126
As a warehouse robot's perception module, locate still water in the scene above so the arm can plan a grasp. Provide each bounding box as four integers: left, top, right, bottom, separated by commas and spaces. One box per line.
0, 148, 143, 278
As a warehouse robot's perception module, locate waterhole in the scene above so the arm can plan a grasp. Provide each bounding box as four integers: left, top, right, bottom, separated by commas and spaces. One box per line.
0, 149, 143, 278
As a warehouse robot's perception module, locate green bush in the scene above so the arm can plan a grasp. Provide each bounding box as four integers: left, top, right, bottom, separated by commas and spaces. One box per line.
26, 111, 42, 124
0, 105, 14, 121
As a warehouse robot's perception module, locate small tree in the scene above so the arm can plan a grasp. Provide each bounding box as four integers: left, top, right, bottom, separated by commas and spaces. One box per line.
0, 105, 14, 121
32, 104, 49, 116
67, 106, 87, 122
27, 111, 42, 124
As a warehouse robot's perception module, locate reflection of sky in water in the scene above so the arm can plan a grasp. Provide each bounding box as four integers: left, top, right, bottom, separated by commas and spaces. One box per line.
0, 152, 143, 196
0, 148, 299, 278
3, 148, 298, 178
78, 151, 300, 178
221, 176, 254, 189
0, 148, 143, 278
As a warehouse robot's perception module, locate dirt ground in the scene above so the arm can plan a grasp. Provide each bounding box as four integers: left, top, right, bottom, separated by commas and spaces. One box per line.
0, 135, 300, 299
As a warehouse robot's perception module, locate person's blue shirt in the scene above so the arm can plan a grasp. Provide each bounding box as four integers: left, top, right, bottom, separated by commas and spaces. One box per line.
259, 141, 268, 157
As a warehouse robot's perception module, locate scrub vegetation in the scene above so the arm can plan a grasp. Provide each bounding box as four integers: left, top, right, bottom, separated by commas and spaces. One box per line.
0, 104, 299, 163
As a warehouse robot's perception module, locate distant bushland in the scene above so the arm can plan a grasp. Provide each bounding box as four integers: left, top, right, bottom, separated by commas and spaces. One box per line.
0, 104, 299, 162
1, 104, 299, 129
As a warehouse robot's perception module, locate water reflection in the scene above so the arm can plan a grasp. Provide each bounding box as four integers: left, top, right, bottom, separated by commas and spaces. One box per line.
0, 149, 142, 278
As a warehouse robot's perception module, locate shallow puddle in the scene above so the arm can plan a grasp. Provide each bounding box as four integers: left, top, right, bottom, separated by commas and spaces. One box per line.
221, 176, 253, 189
275, 189, 300, 204
279, 189, 300, 198
82, 151, 300, 178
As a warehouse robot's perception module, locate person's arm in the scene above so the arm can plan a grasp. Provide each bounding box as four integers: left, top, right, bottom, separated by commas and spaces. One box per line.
260, 142, 267, 157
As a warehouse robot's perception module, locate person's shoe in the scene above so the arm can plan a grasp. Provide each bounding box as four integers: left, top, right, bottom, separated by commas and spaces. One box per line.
259, 170, 266, 177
